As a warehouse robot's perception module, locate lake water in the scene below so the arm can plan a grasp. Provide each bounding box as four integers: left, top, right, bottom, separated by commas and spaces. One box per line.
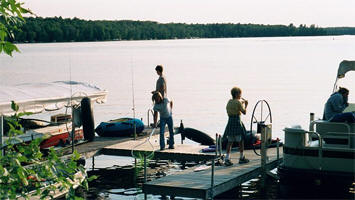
1, 36, 355, 139
1, 36, 355, 199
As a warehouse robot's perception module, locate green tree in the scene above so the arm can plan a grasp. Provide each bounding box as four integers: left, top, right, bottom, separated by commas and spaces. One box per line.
0, 0, 31, 56
1, 2, 92, 199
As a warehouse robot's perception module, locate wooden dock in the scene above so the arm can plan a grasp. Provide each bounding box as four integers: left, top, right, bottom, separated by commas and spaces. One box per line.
143, 147, 282, 200
58, 125, 283, 200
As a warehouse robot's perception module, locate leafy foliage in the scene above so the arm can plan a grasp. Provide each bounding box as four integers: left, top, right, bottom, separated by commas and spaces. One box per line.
0, 102, 87, 199
0, 0, 31, 56
132, 151, 154, 183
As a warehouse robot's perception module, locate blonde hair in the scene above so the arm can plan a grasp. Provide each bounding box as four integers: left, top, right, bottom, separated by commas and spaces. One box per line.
231, 87, 242, 98
152, 91, 162, 102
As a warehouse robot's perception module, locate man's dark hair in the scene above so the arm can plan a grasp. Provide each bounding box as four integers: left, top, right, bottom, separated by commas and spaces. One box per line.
338, 87, 349, 95
155, 65, 163, 73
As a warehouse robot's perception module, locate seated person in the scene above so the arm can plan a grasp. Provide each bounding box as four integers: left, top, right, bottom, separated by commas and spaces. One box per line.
323, 87, 355, 123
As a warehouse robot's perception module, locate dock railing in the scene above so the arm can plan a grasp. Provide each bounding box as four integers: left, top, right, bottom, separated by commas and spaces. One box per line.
147, 108, 154, 127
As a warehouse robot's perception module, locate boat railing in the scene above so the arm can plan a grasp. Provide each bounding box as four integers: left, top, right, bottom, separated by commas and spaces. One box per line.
310, 120, 351, 133
305, 131, 323, 170
309, 120, 354, 149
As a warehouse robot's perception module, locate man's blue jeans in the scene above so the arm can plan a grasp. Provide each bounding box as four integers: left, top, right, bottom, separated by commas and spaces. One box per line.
160, 116, 174, 149
330, 112, 355, 123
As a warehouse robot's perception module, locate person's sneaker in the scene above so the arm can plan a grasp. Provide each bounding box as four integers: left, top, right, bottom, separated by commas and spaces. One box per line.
168, 146, 175, 149
224, 159, 233, 166
239, 157, 250, 164
160, 147, 165, 151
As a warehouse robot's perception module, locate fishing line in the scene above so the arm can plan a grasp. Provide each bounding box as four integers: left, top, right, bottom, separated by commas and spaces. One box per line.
67, 47, 75, 152
129, 58, 156, 159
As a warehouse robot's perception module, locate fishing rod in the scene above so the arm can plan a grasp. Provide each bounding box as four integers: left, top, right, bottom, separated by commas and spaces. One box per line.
131, 58, 137, 140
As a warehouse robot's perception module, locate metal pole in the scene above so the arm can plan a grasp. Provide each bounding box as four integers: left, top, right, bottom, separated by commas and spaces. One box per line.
218, 134, 222, 157
134, 120, 136, 140
276, 138, 280, 162
71, 108, 75, 153
260, 124, 267, 185
134, 158, 137, 186
0, 115, 3, 156
210, 158, 215, 199
215, 133, 218, 157
144, 154, 147, 200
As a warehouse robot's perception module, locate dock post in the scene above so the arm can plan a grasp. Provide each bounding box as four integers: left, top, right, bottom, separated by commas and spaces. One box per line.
134, 158, 137, 186
210, 157, 215, 199
0, 115, 3, 156
180, 120, 184, 144
144, 154, 147, 200
260, 123, 271, 186
92, 156, 95, 170
215, 133, 218, 157
218, 134, 222, 157
276, 138, 280, 163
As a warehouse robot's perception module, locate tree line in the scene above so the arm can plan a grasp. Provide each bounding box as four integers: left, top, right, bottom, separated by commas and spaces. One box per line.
9, 17, 354, 43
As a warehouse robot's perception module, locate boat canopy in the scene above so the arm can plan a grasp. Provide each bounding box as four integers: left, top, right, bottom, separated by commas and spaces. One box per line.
0, 81, 107, 116
337, 60, 355, 78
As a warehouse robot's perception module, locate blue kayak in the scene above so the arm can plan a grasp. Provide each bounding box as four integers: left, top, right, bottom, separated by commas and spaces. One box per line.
95, 118, 144, 137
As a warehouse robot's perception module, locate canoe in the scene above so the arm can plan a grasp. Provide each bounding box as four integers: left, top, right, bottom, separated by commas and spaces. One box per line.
95, 118, 144, 137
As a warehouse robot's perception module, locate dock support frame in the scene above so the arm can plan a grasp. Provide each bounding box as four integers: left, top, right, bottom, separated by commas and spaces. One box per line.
209, 157, 215, 199
144, 154, 147, 200
0, 115, 3, 156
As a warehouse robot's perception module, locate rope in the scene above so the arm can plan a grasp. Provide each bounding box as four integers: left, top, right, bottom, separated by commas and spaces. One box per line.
130, 127, 157, 159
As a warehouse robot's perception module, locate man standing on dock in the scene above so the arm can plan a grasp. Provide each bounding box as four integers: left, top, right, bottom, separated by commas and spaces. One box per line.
152, 65, 167, 98
152, 91, 174, 150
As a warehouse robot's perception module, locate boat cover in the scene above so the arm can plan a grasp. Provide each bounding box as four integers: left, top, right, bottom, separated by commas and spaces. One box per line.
337, 60, 355, 78
0, 81, 107, 115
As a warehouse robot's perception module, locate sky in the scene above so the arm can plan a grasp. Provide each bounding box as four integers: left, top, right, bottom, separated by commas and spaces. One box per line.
22, 0, 355, 27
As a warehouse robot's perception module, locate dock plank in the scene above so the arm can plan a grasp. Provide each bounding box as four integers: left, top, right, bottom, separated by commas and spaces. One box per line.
101, 132, 216, 162
60, 126, 161, 158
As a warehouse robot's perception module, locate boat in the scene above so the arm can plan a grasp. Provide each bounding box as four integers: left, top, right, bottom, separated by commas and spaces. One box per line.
95, 118, 145, 137
0, 81, 107, 149
277, 60, 355, 188
0, 81, 107, 198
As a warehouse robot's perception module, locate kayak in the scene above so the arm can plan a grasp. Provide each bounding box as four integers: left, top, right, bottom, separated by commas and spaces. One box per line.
95, 118, 144, 137
182, 127, 215, 145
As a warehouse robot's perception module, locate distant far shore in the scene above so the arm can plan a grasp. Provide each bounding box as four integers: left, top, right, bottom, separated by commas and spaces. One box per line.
9, 17, 355, 43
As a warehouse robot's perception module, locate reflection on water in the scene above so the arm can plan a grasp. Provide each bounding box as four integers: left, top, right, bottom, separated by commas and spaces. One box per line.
83, 161, 354, 200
